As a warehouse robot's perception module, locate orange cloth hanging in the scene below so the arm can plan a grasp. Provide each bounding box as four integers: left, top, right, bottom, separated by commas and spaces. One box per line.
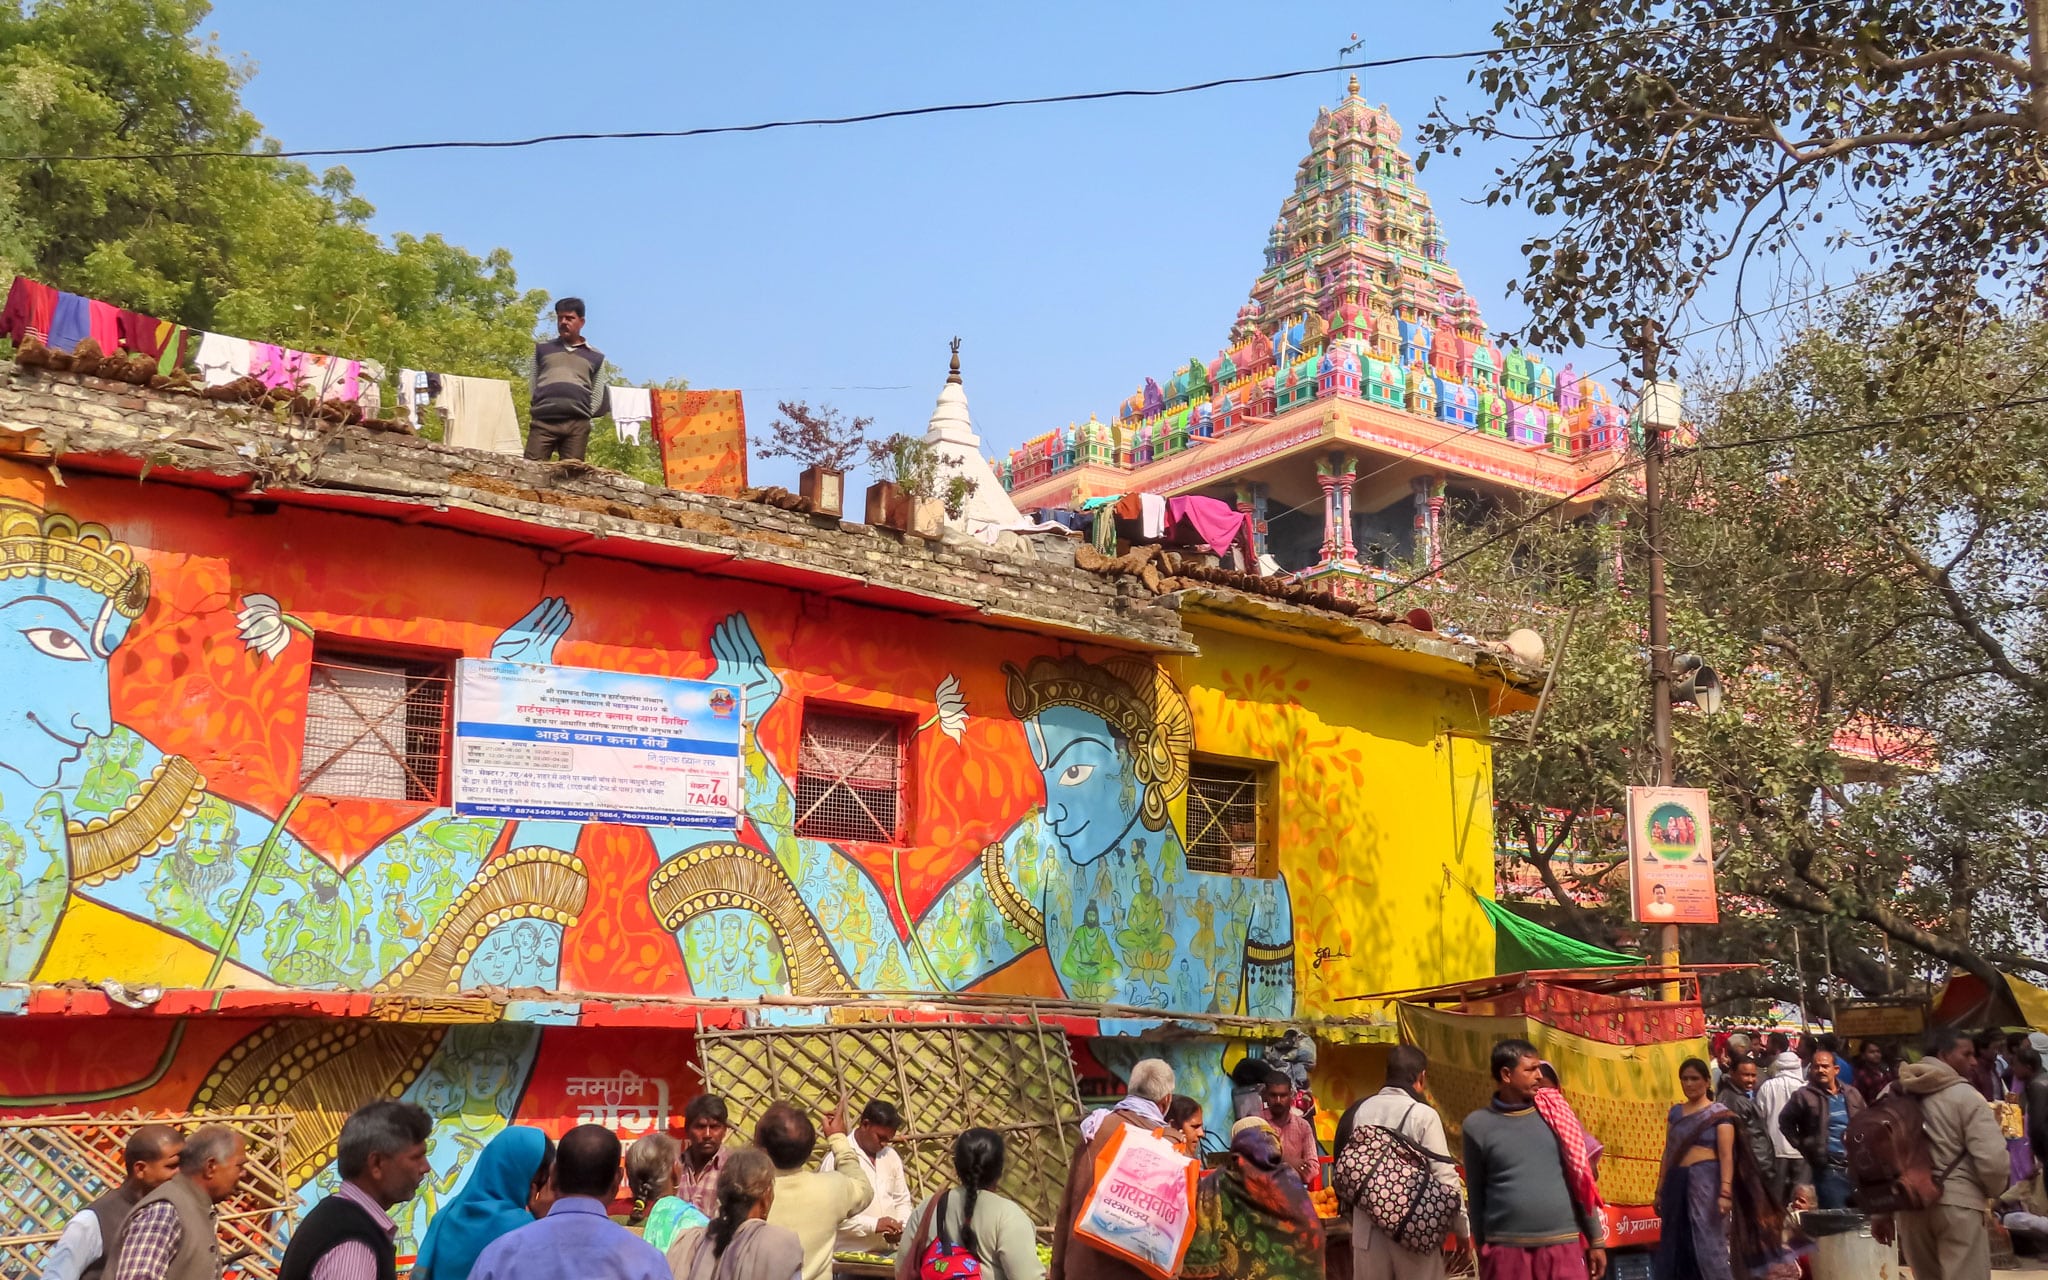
651, 389, 749, 495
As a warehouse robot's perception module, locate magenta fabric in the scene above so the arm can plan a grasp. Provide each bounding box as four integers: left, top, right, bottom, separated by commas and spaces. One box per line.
250, 342, 306, 390
1477, 1242, 1589, 1280
1165, 494, 1250, 557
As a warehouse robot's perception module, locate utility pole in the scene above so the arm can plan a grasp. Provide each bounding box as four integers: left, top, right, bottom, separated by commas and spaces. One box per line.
1639, 319, 1681, 992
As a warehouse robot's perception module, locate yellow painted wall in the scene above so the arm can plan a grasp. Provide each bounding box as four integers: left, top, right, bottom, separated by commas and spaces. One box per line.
1171, 625, 1499, 1019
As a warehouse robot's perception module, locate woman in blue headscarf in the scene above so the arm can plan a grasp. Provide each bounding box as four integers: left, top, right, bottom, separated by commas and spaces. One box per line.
413, 1126, 555, 1280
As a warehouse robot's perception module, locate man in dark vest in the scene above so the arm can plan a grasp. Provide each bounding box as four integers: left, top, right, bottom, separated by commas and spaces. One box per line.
42, 1124, 183, 1280
278, 1100, 432, 1280
104, 1125, 248, 1280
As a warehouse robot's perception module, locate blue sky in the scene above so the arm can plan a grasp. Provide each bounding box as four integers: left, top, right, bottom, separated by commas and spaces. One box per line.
207, 1, 1646, 481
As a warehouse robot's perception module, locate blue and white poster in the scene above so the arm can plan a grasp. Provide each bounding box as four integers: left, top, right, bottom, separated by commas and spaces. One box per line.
452, 659, 743, 828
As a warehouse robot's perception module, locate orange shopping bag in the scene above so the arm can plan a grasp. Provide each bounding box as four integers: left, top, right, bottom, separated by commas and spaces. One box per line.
1072, 1123, 1200, 1280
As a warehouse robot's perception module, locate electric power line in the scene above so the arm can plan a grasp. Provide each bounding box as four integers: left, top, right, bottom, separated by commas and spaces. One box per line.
0, 3, 1832, 165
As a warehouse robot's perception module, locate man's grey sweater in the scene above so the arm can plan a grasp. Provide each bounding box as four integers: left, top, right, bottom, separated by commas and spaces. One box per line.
1462, 1101, 1600, 1249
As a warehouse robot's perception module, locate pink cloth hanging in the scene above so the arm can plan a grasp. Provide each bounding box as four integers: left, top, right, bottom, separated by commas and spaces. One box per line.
249, 343, 306, 390
1165, 494, 1250, 558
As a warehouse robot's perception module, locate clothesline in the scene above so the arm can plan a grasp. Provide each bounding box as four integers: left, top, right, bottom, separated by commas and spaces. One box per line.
4, 274, 672, 456
1031, 490, 1260, 569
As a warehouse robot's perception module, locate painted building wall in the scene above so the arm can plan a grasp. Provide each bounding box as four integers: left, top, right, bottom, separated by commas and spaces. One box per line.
1170, 624, 1497, 1017
0, 462, 1501, 1229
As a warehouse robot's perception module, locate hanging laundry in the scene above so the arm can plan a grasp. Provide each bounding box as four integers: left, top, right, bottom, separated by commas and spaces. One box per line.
650, 389, 749, 495
194, 332, 253, 387
1165, 495, 1252, 558
85, 299, 119, 353
609, 384, 653, 444
1139, 493, 1167, 538
297, 353, 361, 403
437, 374, 523, 454
115, 310, 191, 376
358, 360, 384, 419
249, 343, 306, 391
2, 276, 57, 346
46, 293, 91, 353
397, 369, 429, 427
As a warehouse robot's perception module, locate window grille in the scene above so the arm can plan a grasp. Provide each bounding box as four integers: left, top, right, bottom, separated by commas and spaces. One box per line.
793, 709, 905, 844
1185, 757, 1272, 877
299, 650, 451, 802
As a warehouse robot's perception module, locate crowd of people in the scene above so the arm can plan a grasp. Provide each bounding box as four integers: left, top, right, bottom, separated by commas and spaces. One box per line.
34, 1027, 2048, 1280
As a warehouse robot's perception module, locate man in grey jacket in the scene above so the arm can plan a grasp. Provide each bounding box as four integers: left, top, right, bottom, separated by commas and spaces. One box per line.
1884, 1029, 2009, 1280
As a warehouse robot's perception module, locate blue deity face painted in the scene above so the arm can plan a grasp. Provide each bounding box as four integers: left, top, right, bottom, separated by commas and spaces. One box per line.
1028, 705, 1141, 867
0, 578, 134, 790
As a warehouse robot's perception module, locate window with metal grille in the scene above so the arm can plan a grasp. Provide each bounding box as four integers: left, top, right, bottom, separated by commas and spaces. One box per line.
793, 708, 905, 844
298, 649, 451, 802
1185, 756, 1274, 877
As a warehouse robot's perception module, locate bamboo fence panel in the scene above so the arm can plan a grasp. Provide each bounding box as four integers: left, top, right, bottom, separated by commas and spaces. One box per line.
698, 1020, 1083, 1233
0, 1111, 295, 1280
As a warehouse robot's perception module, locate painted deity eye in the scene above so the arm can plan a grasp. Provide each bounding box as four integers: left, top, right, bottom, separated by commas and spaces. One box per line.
1058, 763, 1096, 786
22, 627, 90, 661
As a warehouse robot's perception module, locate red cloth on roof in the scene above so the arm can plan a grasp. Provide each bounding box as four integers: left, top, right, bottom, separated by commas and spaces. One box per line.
85, 298, 120, 352
2, 276, 56, 345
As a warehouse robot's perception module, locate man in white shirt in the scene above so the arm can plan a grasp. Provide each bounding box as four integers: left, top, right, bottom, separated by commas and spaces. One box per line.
1753, 1034, 1810, 1205
40, 1125, 183, 1280
819, 1100, 915, 1254
1334, 1047, 1468, 1280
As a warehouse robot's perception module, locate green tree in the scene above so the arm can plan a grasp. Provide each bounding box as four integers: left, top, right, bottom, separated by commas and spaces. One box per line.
1430, 291, 2048, 1008
1423, 0, 2047, 349
0, 0, 596, 427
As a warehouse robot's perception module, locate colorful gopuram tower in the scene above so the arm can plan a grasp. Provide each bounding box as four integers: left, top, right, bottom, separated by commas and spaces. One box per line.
1003, 76, 1632, 593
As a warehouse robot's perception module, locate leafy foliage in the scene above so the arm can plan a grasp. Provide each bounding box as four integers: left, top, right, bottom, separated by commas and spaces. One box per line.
0, 0, 680, 489
866, 432, 964, 501
1436, 290, 2048, 1006
1422, 0, 2048, 350
757, 398, 871, 471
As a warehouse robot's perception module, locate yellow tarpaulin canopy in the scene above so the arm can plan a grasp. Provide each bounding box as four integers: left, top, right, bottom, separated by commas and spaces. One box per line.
1932, 970, 2048, 1032
1397, 1001, 1707, 1208
2008, 975, 2048, 1029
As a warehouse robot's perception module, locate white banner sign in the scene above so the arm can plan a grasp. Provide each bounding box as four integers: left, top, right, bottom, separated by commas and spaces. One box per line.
452, 658, 742, 828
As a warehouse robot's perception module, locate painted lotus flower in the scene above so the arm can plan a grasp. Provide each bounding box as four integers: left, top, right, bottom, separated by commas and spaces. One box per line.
236, 593, 310, 661
918, 673, 969, 743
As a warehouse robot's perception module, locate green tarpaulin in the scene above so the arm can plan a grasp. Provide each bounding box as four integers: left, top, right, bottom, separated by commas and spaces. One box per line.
1478, 894, 1642, 972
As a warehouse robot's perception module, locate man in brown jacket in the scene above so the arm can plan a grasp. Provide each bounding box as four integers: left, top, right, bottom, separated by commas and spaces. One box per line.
1052, 1058, 1179, 1280
1884, 1029, 2010, 1280
104, 1126, 248, 1280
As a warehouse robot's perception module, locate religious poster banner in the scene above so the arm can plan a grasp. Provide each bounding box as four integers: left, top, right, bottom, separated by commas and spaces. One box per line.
1626, 785, 1718, 924
452, 658, 742, 827
651, 389, 749, 495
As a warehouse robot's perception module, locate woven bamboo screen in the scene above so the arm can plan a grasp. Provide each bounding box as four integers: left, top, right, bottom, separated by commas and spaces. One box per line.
698, 1022, 1084, 1232
0, 1111, 296, 1280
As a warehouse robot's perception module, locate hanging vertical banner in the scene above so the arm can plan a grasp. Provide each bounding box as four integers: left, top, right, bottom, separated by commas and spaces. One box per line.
651, 389, 749, 495
1627, 785, 1718, 924
452, 659, 742, 827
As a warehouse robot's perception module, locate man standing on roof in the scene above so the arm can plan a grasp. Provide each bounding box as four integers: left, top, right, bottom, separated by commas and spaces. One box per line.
528, 298, 608, 462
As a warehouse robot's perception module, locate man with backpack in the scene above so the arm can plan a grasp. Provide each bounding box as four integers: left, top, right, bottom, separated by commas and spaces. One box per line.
1876, 1029, 2010, 1280
1332, 1045, 1469, 1280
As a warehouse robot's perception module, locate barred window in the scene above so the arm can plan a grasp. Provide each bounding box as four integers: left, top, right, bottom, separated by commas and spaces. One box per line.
794, 708, 905, 844
1185, 757, 1274, 877
299, 649, 451, 802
